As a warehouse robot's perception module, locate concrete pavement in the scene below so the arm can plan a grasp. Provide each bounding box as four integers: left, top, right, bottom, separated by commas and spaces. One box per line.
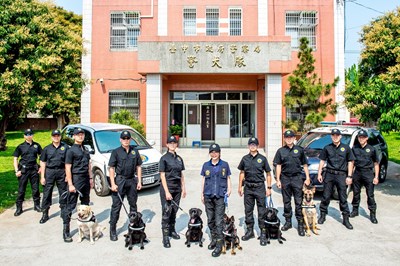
1, 148, 400, 266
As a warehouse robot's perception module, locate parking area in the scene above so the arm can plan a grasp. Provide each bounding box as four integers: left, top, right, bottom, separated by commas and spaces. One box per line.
1, 148, 400, 265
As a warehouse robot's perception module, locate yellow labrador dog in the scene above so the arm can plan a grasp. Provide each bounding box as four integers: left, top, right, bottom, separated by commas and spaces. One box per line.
77, 205, 105, 244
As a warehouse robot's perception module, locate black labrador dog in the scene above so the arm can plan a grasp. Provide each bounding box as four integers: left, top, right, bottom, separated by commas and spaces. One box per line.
263, 207, 286, 244
124, 211, 147, 250
185, 208, 203, 247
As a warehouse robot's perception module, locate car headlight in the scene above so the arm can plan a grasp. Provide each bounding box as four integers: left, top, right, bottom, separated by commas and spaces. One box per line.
308, 163, 319, 172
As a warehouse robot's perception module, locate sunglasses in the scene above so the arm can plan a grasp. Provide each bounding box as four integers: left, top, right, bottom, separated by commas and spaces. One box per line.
122, 137, 131, 140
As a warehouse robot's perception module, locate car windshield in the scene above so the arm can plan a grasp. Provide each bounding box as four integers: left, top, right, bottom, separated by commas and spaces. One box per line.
94, 129, 150, 153
297, 132, 351, 150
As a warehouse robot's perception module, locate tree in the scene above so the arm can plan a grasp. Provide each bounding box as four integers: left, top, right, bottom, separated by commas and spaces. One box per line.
109, 109, 146, 137
0, 0, 84, 150
284, 37, 339, 132
345, 7, 400, 132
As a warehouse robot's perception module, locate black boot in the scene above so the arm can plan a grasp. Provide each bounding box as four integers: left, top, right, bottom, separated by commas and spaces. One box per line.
318, 212, 326, 224
350, 208, 359, 218
162, 229, 171, 248
370, 210, 378, 224
241, 227, 255, 241
297, 220, 305, 236
14, 203, 23, 216
208, 234, 217, 250
260, 229, 267, 246
169, 226, 180, 240
110, 224, 118, 241
34, 202, 42, 212
342, 215, 353, 230
212, 240, 223, 257
281, 219, 292, 231
63, 224, 73, 243
39, 208, 49, 224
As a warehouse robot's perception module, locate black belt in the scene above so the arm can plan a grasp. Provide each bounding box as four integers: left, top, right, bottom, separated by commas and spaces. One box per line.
326, 169, 346, 175
355, 168, 373, 172
282, 173, 300, 177
245, 182, 264, 188
46, 167, 64, 170
118, 175, 134, 179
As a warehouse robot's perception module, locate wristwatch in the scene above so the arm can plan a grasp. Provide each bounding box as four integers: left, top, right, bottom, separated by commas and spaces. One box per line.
347, 176, 352, 179
267, 186, 272, 189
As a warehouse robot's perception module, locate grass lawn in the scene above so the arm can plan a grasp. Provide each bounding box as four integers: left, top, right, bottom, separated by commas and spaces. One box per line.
382, 132, 400, 164
0, 130, 51, 213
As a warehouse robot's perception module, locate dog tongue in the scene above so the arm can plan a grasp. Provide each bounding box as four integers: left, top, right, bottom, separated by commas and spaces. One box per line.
191, 218, 195, 224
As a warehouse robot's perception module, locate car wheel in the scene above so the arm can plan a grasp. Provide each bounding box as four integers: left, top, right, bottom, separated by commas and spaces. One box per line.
93, 169, 110, 196
378, 162, 387, 183
332, 185, 351, 200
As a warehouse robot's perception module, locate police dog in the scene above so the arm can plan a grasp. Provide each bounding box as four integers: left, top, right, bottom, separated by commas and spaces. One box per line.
302, 185, 320, 236
222, 214, 242, 255
263, 207, 286, 244
76, 205, 105, 244
185, 208, 203, 247
124, 211, 147, 250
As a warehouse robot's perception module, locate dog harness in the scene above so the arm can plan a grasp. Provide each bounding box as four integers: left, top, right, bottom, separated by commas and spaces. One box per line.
77, 212, 96, 223
188, 223, 202, 227
302, 204, 316, 208
129, 225, 145, 231
264, 220, 280, 225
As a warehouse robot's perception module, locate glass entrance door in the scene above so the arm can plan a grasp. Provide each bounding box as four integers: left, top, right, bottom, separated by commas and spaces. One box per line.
201, 104, 214, 140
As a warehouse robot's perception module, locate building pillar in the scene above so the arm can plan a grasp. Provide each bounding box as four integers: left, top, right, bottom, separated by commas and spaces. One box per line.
81, 0, 92, 123
258, 0, 268, 36
265, 74, 282, 161
158, 0, 168, 36
146, 74, 162, 152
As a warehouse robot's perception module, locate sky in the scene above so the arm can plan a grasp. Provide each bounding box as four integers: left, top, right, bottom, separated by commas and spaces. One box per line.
54, 0, 399, 68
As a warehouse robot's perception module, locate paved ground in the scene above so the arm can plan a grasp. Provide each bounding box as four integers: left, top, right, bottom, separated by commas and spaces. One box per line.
1, 148, 400, 266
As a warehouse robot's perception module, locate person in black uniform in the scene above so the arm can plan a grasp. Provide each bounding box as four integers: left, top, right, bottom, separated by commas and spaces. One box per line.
159, 135, 186, 248
350, 129, 380, 224
39, 129, 69, 224
238, 137, 272, 246
13, 128, 42, 216
317, 128, 355, 229
64, 127, 93, 242
274, 130, 310, 236
201, 143, 232, 257
108, 130, 143, 241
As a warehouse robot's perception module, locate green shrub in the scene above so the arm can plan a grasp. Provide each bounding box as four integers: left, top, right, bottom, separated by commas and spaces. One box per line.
109, 109, 146, 137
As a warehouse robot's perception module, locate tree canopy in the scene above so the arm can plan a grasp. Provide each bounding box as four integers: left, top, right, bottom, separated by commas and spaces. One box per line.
0, 0, 84, 150
345, 7, 400, 132
284, 37, 338, 132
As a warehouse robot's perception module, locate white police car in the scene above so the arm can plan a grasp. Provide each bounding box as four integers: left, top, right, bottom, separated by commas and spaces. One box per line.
61, 123, 162, 196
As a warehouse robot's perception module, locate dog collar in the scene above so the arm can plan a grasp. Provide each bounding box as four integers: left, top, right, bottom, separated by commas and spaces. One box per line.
188, 223, 202, 227
264, 220, 280, 225
223, 231, 232, 237
302, 205, 316, 208
78, 213, 96, 223
129, 226, 145, 231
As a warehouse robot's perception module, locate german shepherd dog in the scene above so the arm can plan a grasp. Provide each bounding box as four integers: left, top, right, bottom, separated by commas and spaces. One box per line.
124, 211, 147, 250
302, 185, 320, 236
185, 208, 203, 247
222, 214, 242, 255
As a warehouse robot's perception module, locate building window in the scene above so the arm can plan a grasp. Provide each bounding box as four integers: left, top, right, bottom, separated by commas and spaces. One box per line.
206, 8, 219, 36
110, 12, 140, 50
109, 91, 140, 119
285, 11, 317, 49
183, 8, 196, 36
229, 8, 242, 36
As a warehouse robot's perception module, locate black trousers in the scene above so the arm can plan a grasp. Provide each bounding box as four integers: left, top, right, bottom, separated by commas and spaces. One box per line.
204, 197, 225, 240
319, 172, 350, 215
244, 183, 266, 230
110, 176, 138, 225
281, 174, 303, 220
160, 186, 181, 230
351, 169, 376, 211
65, 174, 90, 224
41, 168, 67, 211
16, 168, 40, 206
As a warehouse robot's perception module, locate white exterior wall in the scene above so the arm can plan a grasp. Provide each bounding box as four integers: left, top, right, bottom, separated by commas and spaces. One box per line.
146, 74, 162, 152
81, 0, 92, 123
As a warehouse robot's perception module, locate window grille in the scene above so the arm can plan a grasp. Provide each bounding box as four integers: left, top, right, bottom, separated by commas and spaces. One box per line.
229, 8, 242, 36
110, 12, 140, 50
206, 8, 219, 36
285, 11, 317, 49
109, 91, 140, 120
183, 8, 196, 36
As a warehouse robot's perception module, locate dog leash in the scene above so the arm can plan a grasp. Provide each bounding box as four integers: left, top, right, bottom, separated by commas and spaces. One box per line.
265, 196, 274, 208
224, 193, 229, 214
171, 199, 189, 215
60, 189, 84, 220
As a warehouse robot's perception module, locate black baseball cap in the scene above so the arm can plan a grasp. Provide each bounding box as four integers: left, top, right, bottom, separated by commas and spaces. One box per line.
248, 137, 259, 145
331, 128, 342, 135
73, 127, 85, 135
51, 129, 61, 136
209, 143, 221, 153
24, 129, 34, 136
357, 130, 368, 137
283, 130, 295, 138
167, 135, 178, 143
120, 131, 131, 139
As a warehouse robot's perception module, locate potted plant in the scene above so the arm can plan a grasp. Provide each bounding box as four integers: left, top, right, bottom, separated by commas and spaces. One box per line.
169, 124, 183, 140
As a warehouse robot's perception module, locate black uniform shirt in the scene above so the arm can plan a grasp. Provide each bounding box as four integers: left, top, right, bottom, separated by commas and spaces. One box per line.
13, 141, 42, 167
65, 144, 91, 175
238, 152, 271, 183
159, 152, 185, 190
273, 145, 308, 176
352, 143, 378, 170
319, 142, 355, 172
108, 145, 143, 178
40, 142, 69, 169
